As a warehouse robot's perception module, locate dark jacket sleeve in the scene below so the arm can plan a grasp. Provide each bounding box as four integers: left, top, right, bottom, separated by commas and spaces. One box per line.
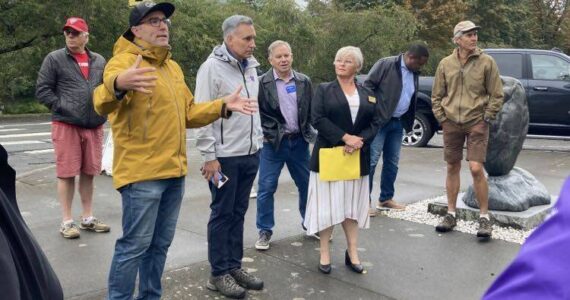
363, 59, 387, 92
311, 84, 346, 145
359, 108, 381, 143
35, 54, 59, 110
258, 78, 280, 144
304, 77, 317, 142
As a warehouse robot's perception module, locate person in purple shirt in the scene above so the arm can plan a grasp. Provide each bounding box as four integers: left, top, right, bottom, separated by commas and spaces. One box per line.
255, 40, 316, 250
483, 177, 570, 300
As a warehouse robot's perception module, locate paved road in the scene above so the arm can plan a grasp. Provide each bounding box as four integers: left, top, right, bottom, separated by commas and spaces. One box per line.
2, 116, 569, 299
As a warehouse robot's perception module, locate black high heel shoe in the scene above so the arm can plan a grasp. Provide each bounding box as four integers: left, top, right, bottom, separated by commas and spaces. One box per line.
345, 250, 364, 273
318, 263, 332, 274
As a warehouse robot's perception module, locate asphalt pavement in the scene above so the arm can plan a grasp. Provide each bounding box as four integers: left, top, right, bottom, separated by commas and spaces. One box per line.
2, 115, 569, 299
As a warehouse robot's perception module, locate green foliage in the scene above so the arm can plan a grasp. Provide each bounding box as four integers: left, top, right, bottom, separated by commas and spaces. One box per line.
1, 0, 569, 114
0, 0, 127, 109
2, 98, 49, 114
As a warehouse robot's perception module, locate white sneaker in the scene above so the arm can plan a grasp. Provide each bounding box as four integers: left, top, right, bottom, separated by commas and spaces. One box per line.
249, 187, 257, 198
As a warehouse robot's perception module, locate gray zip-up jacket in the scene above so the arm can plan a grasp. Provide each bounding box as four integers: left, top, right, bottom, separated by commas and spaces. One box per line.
36, 47, 106, 128
195, 44, 263, 161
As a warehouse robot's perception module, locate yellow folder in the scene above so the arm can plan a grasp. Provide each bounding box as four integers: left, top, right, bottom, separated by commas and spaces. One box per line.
319, 146, 360, 181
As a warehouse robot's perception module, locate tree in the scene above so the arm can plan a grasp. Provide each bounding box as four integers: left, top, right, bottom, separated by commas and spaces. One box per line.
525, 0, 570, 49
0, 0, 127, 104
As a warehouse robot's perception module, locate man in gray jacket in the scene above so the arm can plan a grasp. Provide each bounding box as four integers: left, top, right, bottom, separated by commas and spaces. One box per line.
36, 17, 110, 239
195, 15, 264, 299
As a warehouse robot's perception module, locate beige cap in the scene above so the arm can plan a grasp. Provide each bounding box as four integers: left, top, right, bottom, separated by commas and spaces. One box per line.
453, 20, 480, 37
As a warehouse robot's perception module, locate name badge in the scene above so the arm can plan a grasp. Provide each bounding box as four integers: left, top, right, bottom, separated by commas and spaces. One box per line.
286, 85, 296, 94
368, 96, 377, 103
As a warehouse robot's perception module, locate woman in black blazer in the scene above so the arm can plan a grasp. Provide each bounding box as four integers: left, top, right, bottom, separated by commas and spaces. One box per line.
303, 46, 380, 274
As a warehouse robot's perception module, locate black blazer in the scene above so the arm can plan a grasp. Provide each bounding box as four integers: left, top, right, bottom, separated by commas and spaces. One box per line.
309, 80, 381, 176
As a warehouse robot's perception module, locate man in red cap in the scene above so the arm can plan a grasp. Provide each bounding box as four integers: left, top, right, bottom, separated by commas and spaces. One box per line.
36, 17, 110, 239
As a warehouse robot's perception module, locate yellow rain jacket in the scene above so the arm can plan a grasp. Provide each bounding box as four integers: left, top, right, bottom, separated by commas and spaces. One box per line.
94, 36, 226, 189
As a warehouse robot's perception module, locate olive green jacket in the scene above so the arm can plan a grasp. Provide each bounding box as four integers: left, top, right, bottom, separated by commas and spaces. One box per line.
432, 48, 504, 127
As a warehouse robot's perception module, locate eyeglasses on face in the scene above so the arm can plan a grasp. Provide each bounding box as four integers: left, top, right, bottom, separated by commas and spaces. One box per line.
139, 17, 171, 27
64, 29, 84, 37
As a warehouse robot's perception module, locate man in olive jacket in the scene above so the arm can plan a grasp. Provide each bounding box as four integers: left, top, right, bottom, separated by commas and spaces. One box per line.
36, 17, 109, 239
431, 21, 504, 238
92, 2, 254, 299
255, 40, 315, 251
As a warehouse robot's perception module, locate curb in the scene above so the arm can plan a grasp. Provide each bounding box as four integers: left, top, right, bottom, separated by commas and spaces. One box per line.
0, 113, 51, 122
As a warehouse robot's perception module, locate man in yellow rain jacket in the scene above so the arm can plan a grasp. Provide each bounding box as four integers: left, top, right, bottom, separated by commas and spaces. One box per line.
93, 2, 256, 299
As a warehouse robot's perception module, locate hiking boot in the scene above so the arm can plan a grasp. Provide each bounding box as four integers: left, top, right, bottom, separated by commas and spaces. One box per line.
230, 268, 264, 290
377, 199, 406, 211
255, 231, 271, 250
60, 222, 80, 239
477, 217, 493, 238
79, 217, 111, 233
207, 274, 246, 299
435, 214, 456, 232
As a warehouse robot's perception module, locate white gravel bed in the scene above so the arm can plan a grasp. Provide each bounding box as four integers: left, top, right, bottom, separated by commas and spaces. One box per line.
380, 195, 535, 244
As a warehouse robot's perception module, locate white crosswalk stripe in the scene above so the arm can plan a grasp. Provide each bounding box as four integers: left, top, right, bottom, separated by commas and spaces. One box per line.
24, 149, 54, 154
0, 132, 51, 139
0, 128, 24, 132
1, 140, 45, 146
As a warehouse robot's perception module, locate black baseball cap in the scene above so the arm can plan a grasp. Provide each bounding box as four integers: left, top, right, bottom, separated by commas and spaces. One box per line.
124, 1, 175, 39
129, 1, 175, 27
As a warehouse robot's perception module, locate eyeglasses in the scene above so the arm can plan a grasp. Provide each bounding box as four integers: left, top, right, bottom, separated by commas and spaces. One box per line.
64, 29, 84, 37
139, 17, 171, 27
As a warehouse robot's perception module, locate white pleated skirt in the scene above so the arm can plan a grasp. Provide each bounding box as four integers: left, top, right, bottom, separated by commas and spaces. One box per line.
303, 171, 370, 235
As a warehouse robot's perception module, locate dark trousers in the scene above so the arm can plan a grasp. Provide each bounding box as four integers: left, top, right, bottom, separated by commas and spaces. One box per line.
207, 153, 259, 276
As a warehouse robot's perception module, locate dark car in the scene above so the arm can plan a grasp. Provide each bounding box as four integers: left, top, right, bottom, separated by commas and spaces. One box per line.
361, 49, 570, 147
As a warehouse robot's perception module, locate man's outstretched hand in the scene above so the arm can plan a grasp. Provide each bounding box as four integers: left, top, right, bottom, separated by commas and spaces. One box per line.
115, 54, 158, 94
223, 86, 258, 115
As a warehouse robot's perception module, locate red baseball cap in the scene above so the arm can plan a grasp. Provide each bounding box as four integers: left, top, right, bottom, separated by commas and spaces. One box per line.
63, 17, 89, 33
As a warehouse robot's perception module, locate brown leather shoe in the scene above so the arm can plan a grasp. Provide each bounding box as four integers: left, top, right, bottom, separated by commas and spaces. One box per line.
368, 207, 378, 217
377, 199, 406, 210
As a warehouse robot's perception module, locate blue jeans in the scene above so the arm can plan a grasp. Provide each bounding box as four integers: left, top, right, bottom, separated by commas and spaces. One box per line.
108, 177, 185, 300
208, 153, 259, 277
256, 136, 310, 234
369, 118, 403, 202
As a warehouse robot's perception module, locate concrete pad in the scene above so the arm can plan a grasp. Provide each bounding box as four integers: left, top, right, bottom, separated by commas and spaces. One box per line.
7, 122, 565, 299
69, 216, 520, 300
427, 193, 558, 230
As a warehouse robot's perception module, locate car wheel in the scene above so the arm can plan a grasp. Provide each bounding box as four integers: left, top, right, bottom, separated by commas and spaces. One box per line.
402, 113, 434, 147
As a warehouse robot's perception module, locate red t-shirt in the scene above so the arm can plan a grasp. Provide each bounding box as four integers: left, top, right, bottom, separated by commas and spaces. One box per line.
72, 52, 89, 79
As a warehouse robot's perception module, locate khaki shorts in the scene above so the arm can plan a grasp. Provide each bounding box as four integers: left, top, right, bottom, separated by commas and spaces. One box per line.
52, 121, 104, 178
442, 120, 489, 163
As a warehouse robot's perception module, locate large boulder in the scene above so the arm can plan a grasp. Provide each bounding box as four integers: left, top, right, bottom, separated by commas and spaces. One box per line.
485, 76, 529, 176
463, 167, 551, 211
